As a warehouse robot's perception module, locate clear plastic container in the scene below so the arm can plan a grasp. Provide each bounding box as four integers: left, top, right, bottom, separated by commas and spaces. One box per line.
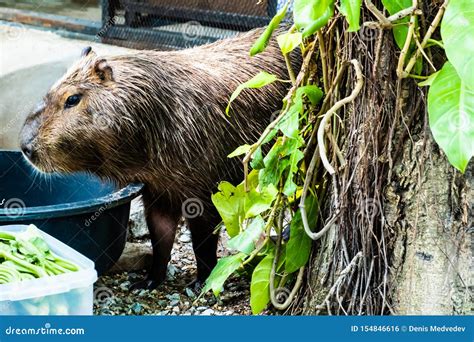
0, 224, 98, 315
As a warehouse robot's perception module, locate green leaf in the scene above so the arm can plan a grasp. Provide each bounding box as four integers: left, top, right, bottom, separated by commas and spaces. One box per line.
211, 182, 246, 237
286, 195, 319, 273
259, 137, 303, 188
250, 253, 274, 314
212, 172, 278, 237
418, 71, 440, 87
278, 105, 301, 139
381, 0, 415, 49
244, 184, 278, 218
297, 85, 324, 105
283, 148, 304, 196
250, 146, 265, 170
228, 216, 265, 254
277, 85, 323, 138
228, 144, 252, 158
427, 62, 474, 173
293, 0, 335, 37
202, 253, 245, 297
250, 2, 290, 56
277, 32, 303, 54
441, 0, 474, 89
340, 0, 362, 32
226, 72, 278, 114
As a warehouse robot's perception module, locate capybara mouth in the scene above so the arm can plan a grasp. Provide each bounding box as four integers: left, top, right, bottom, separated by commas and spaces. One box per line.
21, 151, 57, 174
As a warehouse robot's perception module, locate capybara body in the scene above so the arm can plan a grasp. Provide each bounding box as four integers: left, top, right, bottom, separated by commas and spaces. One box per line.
20, 28, 300, 289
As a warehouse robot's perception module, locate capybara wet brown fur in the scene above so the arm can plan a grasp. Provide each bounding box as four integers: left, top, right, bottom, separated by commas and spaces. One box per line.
19, 27, 301, 289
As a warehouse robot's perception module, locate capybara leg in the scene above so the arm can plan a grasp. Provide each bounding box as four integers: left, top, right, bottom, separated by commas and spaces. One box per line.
131, 192, 180, 290
187, 206, 219, 287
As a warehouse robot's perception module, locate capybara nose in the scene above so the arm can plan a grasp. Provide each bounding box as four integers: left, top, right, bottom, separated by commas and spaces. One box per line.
21, 142, 33, 159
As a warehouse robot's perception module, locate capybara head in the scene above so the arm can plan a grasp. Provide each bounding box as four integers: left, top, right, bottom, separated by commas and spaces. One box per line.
19, 47, 142, 177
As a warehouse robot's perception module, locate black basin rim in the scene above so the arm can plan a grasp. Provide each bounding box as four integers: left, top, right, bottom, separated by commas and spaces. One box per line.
0, 183, 143, 221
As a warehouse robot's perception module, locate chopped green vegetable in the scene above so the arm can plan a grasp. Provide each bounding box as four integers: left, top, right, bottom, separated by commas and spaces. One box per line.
0, 225, 80, 284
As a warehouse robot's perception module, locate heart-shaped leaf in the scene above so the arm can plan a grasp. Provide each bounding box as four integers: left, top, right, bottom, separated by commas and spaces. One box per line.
202, 253, 245, 297
340, 0, 362, 32
250, 253, 274, 314
293, 0, 335, 37
427, 62, 474, 172
441, 0, 474, 89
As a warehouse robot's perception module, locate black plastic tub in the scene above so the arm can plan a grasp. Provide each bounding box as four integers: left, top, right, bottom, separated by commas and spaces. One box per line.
0, 151, 143, 274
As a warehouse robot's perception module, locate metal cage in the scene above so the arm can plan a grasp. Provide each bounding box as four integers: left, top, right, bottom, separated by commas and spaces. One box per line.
100, 0, 277, 50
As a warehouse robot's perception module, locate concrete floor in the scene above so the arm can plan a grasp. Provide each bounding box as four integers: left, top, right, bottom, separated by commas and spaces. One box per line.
0, 24, 131, 149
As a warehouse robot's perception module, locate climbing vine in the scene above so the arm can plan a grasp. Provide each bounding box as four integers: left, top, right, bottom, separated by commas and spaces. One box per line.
201, 0, 474, 314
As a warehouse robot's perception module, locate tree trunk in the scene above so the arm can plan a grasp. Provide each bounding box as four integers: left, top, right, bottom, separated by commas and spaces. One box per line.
301, 1, 472, 315
387, 137, 472, 314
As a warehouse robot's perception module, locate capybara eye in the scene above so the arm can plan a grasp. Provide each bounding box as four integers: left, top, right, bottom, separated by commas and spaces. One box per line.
64, 94, 82, 109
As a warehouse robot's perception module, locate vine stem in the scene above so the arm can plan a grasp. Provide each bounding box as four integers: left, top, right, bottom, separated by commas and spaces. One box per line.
304, 61, 350, 157
318, 59, 363, 175
364, 0, 391, 27
396, 0, 418, 78
317, 31, 329, 93
269, 206, 304, 310
285, 53, 296, 85
403, 0, 449, 76
242, 41, 317, 191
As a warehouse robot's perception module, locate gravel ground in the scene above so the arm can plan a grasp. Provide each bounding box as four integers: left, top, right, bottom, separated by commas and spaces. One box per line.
94, 223, 253, 316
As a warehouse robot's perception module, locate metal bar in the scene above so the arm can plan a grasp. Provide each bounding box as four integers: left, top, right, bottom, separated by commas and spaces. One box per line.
103, 25, 218, 50
120, 2, 270, 30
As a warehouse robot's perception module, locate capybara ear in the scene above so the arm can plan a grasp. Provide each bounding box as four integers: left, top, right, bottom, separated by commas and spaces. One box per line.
81, 46, 93, 57
94, 59, 113, 82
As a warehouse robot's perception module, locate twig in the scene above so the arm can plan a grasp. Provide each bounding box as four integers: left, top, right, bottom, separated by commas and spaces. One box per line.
396, 0, 418, 78
317, 31, 329, 93
364, 0, 391, 27
387, 7, 420, 22
304, 61, 350, 157
269, 213, 305, 309
403, 0, 449, 76
284, 53, 296, 85
413, 34, 437, 72
318, 59, 363, 175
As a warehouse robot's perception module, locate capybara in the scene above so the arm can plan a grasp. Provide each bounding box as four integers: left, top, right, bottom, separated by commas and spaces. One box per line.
19, 27, 300, 289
